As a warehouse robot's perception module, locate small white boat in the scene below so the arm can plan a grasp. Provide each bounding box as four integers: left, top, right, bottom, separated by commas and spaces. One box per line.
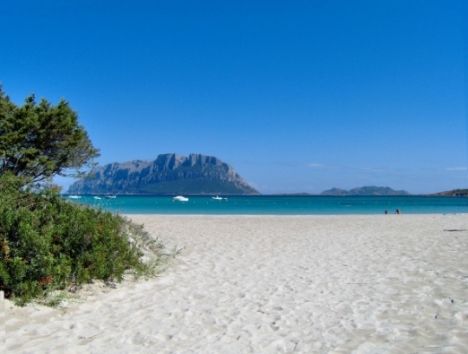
173, 195, 189, 202
212, 195, 228, 201
93, 196, 102, 200
105, 195, 117, 199
68, 195, 81, 199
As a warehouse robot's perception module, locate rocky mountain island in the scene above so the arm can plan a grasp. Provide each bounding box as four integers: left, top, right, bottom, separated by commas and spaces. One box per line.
68, 153, 259, 195
321, 186, 410, 196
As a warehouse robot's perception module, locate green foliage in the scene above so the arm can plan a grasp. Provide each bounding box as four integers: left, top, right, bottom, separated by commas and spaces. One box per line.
0, 88, 99, 183
0, 173, 150, 305
0, 88, 169, 305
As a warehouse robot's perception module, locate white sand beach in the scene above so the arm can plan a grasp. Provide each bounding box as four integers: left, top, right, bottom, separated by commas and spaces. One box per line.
4, 214, 468, 353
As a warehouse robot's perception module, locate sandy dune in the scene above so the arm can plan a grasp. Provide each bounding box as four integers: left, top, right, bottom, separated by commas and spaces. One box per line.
4, 215, 468, 353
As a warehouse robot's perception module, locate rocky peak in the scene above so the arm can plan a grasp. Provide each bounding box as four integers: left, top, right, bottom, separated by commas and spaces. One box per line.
68, 153, 258, 195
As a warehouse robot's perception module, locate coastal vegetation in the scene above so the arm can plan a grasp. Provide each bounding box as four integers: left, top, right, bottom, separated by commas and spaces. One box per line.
433, 189, 468, 197
0, 89, 163, 304
0, 88, 98, 182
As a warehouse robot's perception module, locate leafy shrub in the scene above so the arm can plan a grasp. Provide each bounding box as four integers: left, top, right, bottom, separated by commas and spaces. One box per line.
0, 173, 153, 305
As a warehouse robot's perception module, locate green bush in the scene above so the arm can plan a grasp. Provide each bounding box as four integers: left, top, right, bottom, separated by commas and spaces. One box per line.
0, 173, 150, 305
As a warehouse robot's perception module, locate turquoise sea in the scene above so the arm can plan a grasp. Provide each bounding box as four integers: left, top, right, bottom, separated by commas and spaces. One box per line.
66, 195, 468, 215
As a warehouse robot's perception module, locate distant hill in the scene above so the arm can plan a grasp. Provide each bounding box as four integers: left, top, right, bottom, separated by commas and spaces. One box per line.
320, 188, 349, 196
321, 186, 410, 196
68, 153, 259, 195
433, 189, 468, 197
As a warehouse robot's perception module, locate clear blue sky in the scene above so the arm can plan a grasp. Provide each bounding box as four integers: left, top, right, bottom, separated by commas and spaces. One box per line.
1, 0, 466, 193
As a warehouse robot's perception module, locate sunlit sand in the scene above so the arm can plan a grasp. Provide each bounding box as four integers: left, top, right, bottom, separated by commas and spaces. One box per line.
5, 214, 468, 353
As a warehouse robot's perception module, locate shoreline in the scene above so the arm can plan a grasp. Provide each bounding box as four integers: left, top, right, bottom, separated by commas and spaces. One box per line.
6, 214, 468, 353
68, 195, 468, 216
121, 212, 468, 216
